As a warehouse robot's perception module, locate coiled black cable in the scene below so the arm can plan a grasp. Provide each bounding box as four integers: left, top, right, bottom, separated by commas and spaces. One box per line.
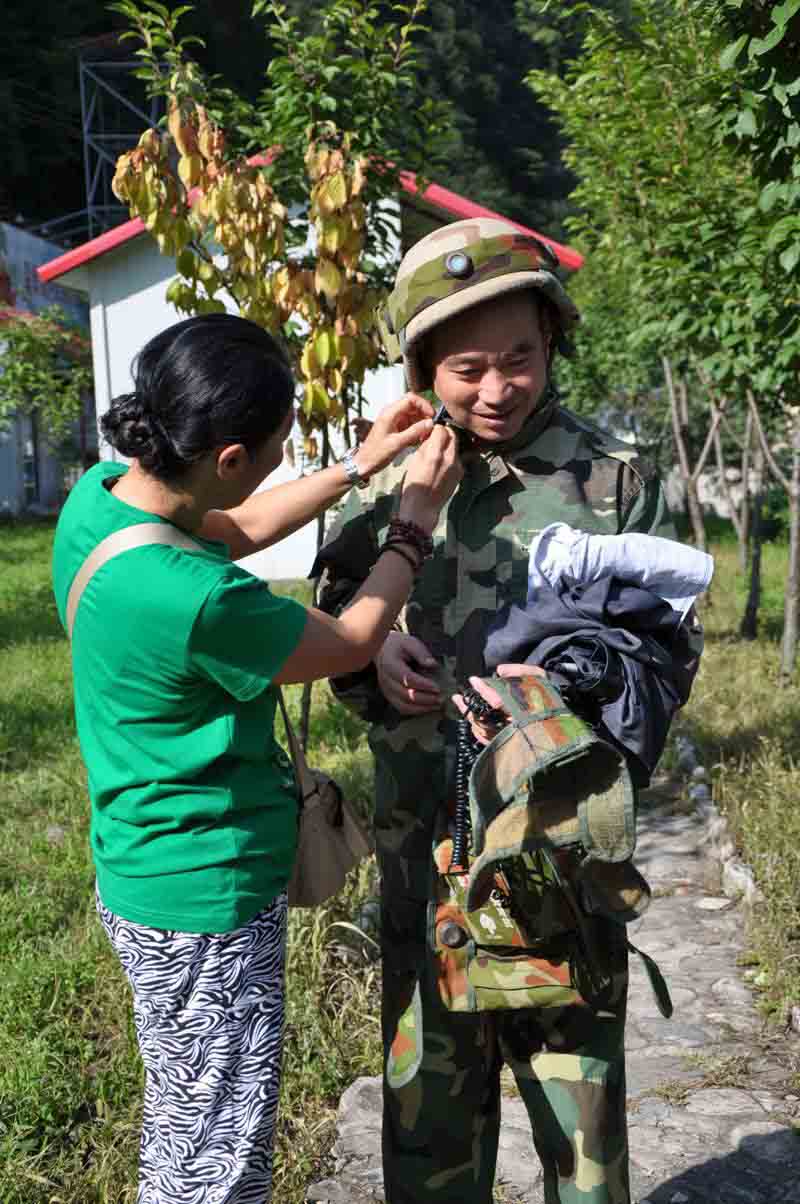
450, 684, 507, 873
450, 717, 474, 872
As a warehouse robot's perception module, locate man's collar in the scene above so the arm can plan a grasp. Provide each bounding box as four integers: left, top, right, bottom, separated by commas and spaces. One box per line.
494, 386, 560, 457
459, 386, 560, 481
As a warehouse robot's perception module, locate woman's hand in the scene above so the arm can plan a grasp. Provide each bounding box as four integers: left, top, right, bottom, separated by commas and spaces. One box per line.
376, 632, 443, 714
355, 394, 436, 478
397, 425, 462, 533
452, 664, 547, 746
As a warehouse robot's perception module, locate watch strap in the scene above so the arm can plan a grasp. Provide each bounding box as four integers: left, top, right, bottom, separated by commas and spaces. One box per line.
341, 446, 369, 489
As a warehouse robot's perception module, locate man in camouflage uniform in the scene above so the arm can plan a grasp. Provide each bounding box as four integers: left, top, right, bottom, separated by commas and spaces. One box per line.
315, 218, 674, 1204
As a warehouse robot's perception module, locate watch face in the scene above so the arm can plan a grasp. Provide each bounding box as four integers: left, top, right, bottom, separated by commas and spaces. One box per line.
343, 449, 364, 485
350, 450, 370, 487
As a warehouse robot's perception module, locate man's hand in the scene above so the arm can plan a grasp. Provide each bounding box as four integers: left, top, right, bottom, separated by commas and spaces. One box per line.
376, 632, 443, 715
352, 417, 374, 444
452, 663, 546, 745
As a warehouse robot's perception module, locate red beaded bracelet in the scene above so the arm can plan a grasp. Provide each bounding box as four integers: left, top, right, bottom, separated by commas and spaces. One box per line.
387, 516, 434, 561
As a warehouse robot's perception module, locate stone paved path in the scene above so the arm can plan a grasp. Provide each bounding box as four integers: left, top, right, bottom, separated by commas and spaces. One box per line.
307, 784, 800, 1204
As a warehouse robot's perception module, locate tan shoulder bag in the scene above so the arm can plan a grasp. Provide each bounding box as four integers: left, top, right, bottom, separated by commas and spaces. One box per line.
275, 691, 373, 907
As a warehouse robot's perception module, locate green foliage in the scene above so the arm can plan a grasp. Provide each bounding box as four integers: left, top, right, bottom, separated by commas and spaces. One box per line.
403, 0, 638, 236
528, 0, 800, 408
111, 0, 208, 91
407, 0, 569, 233
693, 0, 800, 327
759, 483, 794, 540
714, 0, 800, 274
250, 1, 451, 224
530, 0, 800, 662
114, 0, 452, 248
260, 0, 635, 237
4, 0, 636, 241
0, 307, 93, 446
556, 252, 668, 454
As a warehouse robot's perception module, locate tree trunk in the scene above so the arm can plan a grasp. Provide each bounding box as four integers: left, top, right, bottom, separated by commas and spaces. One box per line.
685, 478, 707, 552
746, 390, 800, 677
739, 441, 764, 641
780, 433, 800, 682
780, 491, 800, 680
712, 412, 744, 558
739, 409, 752, 572
299, 423, 331, 750
663, 356, 707, 550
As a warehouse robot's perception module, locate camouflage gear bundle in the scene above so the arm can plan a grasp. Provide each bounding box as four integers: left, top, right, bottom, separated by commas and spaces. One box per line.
428, 673, 666, 1020
466, 674, 636, 910
431, 838, 605, 1015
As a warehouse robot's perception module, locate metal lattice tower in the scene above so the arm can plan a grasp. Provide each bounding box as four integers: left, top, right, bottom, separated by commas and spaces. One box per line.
32, 36, 162, 248
80, 46, 162, 241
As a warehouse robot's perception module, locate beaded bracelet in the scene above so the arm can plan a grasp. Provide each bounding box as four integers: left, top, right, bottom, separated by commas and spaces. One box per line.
379, 542, 421, 575
387, 516, 434, 561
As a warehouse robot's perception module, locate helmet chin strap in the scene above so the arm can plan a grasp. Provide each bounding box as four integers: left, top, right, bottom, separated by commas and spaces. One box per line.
436, 380, 559, 457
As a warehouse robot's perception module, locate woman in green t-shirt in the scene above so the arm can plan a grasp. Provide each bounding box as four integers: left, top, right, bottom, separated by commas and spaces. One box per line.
53, 312, 460, 1204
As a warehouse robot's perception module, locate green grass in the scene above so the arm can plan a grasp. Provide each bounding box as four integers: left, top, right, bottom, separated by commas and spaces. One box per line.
0, 520, 382, 1203
1, 519, 799, 1201
681, 540, 800, 1026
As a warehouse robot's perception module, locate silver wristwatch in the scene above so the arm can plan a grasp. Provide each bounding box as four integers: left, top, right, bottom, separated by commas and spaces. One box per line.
341, 447, 369, 489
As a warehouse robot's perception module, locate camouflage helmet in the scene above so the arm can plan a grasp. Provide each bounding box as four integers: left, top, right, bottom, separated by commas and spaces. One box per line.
380, 217, 581, 391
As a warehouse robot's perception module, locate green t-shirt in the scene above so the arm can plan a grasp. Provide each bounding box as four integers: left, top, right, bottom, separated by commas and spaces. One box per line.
52, 462, 307, 933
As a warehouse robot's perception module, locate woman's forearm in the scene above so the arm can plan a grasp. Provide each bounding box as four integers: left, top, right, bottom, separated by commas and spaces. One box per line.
201, 462, 357, 560
199, 395, 436, 559
273, 542, 417, 684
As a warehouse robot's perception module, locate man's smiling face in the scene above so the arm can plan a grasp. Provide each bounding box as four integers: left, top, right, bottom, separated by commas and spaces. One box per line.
429, 291, 551, 444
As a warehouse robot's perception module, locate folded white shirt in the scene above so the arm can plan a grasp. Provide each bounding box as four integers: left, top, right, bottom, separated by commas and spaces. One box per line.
528, 524, 714, 618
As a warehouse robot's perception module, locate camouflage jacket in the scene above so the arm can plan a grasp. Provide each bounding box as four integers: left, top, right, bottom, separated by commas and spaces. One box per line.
315, 401, 674, 896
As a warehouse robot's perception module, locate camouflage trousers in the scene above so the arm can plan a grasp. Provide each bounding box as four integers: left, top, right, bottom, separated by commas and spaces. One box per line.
380, 877, 630, 1204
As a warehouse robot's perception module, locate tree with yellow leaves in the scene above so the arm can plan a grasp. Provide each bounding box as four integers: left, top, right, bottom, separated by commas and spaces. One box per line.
110, 0, 449, 461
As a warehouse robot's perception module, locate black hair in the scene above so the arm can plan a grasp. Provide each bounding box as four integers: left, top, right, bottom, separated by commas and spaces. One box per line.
101, 313, 295, 481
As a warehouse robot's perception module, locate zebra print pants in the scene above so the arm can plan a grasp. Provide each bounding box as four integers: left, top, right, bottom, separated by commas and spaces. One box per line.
97, 888, 287, 1204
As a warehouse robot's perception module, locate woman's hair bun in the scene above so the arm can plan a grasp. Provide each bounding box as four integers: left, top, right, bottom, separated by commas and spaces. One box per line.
100, 391, 175, 473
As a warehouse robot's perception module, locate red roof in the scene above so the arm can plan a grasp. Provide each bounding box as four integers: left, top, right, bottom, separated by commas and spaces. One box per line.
38, 163, 583, 285
397, 172, 583, 270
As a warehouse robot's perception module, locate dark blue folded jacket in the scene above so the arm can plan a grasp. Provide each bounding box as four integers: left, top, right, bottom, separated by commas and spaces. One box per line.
484, 576, 700, 787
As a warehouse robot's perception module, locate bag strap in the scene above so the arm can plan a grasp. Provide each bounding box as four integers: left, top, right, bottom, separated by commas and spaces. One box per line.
65, 521, 204, 641
66, 517, 317, 803
275, 689, 318, 803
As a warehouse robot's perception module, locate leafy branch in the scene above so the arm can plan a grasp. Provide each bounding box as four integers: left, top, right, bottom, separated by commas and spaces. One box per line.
0, 307, 93, 448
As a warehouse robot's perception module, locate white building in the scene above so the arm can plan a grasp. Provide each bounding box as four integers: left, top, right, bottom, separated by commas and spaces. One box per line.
38, 174, 582, 578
